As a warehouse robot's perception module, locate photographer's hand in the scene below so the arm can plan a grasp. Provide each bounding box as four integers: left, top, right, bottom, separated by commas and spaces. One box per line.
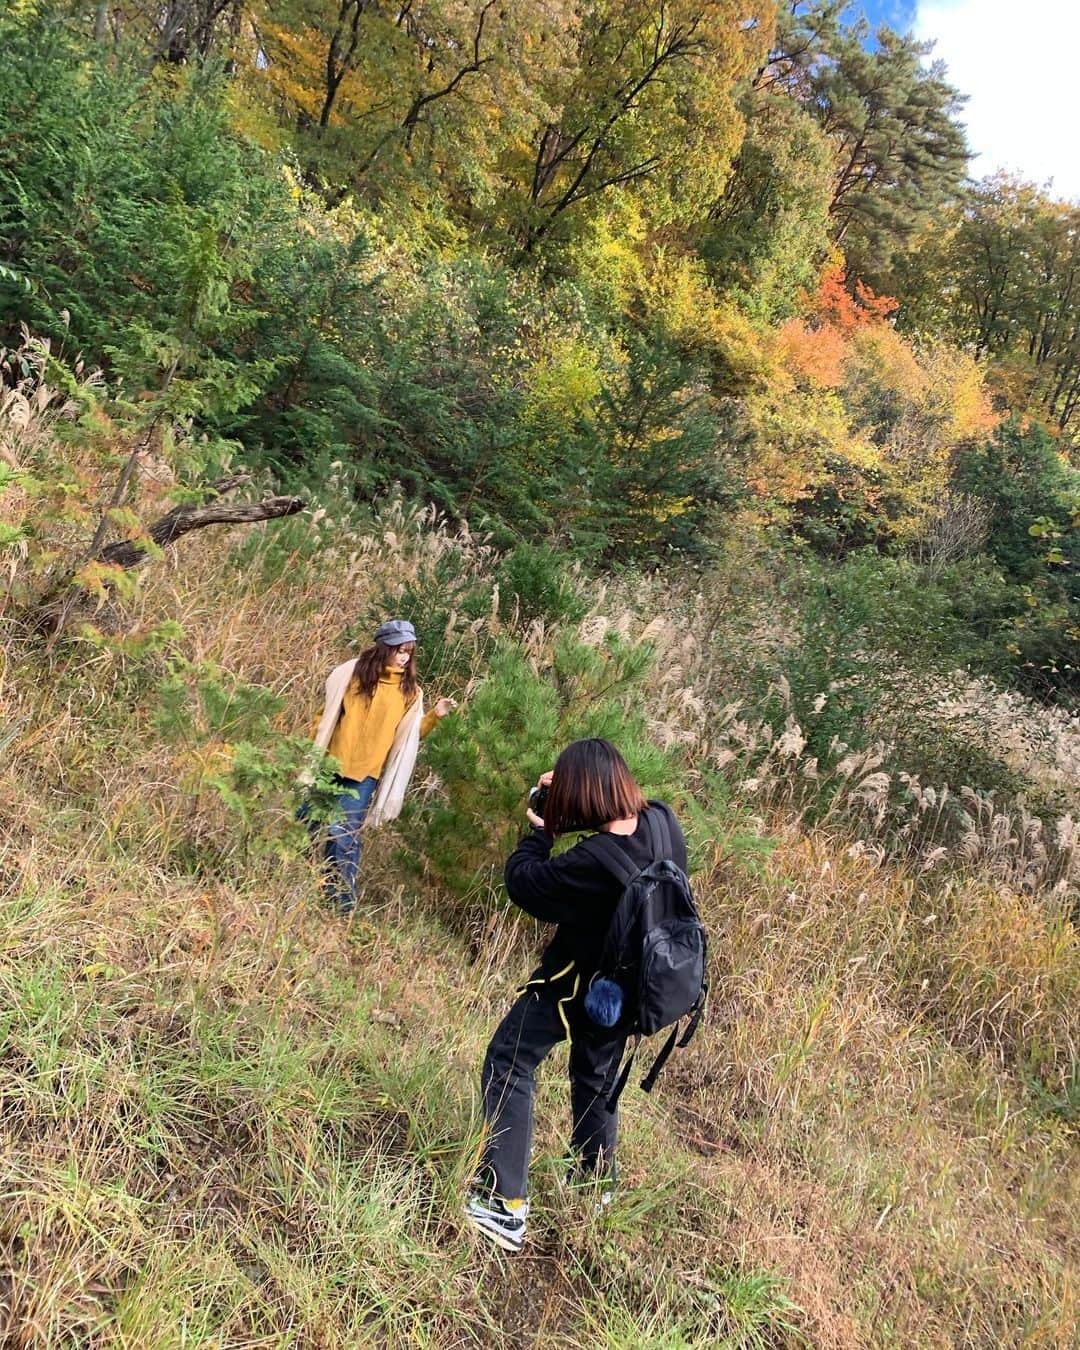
526, 771, 554, 830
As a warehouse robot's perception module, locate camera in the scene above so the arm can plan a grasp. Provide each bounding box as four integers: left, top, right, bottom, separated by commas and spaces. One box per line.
528, 783, 587, 833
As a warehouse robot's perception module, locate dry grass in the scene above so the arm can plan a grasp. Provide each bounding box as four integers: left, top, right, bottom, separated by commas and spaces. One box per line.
933, 676, 1080, 805
0, 395, 1078, 1346
613, 558, 1080, 909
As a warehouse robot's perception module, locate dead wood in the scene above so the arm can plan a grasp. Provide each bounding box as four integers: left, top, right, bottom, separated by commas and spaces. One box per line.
27, 475, 306, 637
98, 476, 304, 568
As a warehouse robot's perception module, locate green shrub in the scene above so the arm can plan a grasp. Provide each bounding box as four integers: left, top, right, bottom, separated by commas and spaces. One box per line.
953, 421, 1079, 700
414, 630, 677, 897
493, 541, 589, 625
773, 551, 983, 760
0, 19, 284, 421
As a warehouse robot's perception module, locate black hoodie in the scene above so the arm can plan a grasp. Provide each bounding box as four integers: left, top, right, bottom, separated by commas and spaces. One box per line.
502, 802, 687, 980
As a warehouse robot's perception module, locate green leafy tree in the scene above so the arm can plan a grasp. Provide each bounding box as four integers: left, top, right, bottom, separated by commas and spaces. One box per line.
589, 329, 736, 558
508, 0, 770, 252
954, 421, 1079, 587
251, 0, 558, 218
898, 177, 1080, 437
0, 16, 282, 422
703, 93, 834, 322
954, 421, 1079, 698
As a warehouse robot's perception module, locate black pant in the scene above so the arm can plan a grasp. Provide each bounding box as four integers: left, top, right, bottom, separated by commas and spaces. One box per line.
478, 972, 627, 1202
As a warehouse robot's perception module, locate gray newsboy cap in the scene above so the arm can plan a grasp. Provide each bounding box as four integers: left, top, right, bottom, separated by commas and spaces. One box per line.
374, 618, 417, 647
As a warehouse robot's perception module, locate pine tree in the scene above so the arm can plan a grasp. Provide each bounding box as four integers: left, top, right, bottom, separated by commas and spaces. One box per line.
414, 631, 676, 897
757, 3, 969, 287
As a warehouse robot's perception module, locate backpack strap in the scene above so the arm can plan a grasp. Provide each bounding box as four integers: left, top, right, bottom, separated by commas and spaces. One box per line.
639, 1022, 680, 1094
643, 803, 674, 862
578, 831, 641, 889
602, 1034, 640, 1114
678, 980, 708, 1048
581, 804, 673, 880
640, 808, 660, 861
640, 987, 707, 1093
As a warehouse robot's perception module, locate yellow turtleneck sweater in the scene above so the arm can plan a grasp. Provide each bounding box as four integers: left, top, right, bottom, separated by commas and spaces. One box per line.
328, 668, 438, 782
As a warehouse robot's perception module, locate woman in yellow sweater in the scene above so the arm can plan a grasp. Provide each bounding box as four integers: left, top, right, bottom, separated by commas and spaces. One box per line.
310, 618, 455, 912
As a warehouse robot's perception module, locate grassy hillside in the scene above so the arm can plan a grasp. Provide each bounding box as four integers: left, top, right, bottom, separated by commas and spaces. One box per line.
2, 6, 1078, 1343
2, 447, 1077, 1346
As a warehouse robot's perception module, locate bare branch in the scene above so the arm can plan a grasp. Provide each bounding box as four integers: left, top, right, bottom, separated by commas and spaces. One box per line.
27, 476, 302, 636
401, 0, 497, 144
99, 489, 304, 569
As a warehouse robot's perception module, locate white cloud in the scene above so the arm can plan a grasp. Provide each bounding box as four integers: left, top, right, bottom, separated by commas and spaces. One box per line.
915, 0, 1080, 202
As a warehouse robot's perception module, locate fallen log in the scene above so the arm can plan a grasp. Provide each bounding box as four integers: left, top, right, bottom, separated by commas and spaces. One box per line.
99, 478, 305, 569
27, 475, 306, 637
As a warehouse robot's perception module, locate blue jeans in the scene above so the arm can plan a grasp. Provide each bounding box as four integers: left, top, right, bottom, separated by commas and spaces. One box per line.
324, 775, 378, 914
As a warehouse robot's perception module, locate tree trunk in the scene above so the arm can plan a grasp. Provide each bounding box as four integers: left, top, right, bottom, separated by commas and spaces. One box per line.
98, 489, 304, 569
28, 477, 305, 636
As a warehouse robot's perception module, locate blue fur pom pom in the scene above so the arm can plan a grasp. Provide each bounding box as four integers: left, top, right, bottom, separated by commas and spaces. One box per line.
584, 978, 624, 1028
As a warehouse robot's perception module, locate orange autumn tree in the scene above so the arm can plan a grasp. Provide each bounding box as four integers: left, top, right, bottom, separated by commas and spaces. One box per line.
776, 263, 898, 388
747, 262, 995, 550
742, 264, 899, 525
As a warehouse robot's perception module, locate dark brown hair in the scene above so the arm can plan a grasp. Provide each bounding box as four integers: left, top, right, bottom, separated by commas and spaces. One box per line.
543, 738, 648, 837
351, 641, 418, 702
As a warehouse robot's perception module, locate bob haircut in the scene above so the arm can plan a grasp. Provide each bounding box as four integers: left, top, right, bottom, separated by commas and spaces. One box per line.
542, 738, 648, 837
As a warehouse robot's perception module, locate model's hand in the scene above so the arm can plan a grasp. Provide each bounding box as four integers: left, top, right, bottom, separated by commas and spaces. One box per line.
434, 696, 457, 718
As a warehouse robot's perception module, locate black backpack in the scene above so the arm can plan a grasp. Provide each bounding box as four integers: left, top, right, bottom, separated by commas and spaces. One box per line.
580, 805, 708, 1112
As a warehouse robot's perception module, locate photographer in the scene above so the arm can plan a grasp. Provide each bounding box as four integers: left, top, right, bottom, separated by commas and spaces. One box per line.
464, 738, 687, 1253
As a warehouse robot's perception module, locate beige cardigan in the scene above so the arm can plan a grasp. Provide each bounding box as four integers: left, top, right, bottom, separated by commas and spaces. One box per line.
304, 659, 424, 826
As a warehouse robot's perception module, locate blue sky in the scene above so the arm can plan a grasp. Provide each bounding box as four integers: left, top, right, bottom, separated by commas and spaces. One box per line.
856, 0, 918, 30
842, 1, 1079, 202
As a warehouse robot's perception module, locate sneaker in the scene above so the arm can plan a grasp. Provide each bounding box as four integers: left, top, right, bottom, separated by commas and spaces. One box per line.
571, 1184, 615, 1215
463, 1193, 529, 1252
557, 1168, 615, 1214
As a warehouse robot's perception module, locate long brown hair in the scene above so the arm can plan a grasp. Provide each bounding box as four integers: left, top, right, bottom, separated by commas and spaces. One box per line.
351, 641, 418, 701
543, 738, 648, 837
